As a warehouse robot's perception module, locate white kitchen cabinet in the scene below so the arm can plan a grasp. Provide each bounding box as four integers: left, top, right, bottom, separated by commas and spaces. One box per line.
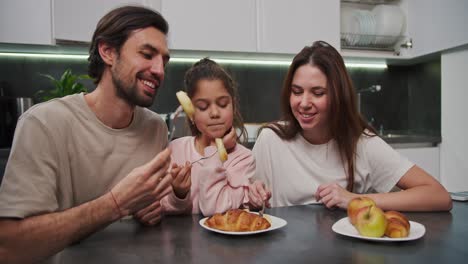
53, 0, 161, 43
161, 0, 256, 52
339, 0, 412, 59
0, 0, 53, 45
257, 0, 340, 54
440, 47, 468, 192
405, 0, 468, 58
341, 0, 468, 59
396, 146, 440, 181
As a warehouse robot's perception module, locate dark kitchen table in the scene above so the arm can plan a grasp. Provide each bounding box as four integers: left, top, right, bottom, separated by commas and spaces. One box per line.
57, 202, 467, 264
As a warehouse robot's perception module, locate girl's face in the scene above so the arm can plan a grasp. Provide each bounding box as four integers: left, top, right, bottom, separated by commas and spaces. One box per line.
289, 64, 330, 143
192, 79, 234, 141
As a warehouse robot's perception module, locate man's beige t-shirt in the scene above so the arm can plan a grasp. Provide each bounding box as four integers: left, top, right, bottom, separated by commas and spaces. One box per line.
0, 93, 168, 218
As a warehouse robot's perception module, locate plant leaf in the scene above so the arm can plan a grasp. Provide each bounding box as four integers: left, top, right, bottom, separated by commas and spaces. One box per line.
37, 69, 89, 102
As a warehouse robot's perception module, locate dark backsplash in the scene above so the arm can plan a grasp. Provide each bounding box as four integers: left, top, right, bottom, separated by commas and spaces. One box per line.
0, 55, 441, 137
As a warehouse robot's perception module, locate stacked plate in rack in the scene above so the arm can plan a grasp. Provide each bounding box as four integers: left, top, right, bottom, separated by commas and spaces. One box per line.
341, 4, 405, 47
372, 4, 406, 46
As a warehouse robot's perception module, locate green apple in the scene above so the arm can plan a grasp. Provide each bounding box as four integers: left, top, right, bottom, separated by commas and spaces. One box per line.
355, 205, 387, 237
347, 197, 376, 226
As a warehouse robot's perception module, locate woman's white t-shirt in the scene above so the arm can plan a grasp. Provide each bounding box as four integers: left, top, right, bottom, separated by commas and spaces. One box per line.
252, 128, 413, 207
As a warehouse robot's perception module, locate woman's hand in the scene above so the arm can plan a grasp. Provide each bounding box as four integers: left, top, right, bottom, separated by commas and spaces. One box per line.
314, 182, 358, 210
248, 180, 272, 210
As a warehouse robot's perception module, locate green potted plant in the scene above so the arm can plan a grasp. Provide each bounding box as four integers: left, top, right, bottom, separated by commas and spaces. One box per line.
35, 69, 91, 102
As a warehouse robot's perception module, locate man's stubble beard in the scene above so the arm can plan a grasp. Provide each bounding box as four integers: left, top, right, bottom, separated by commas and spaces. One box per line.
111, 60, 157, 108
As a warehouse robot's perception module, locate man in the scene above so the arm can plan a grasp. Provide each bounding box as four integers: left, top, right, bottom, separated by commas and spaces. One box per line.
0, 6, 189, 263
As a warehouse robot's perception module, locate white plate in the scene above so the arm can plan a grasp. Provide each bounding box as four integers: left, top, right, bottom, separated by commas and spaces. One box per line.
332, 217, 425, 242
199, 213, 287, 235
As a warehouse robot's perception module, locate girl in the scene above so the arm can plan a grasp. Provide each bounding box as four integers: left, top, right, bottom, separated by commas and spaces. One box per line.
249, 41, 452, 212
161, 58, 254, 216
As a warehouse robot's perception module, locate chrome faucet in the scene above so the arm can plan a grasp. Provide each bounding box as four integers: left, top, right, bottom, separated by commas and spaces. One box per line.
357, 85, 381, 113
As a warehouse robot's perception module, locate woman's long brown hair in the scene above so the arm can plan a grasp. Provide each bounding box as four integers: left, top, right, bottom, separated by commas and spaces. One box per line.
265, 41, 376, 192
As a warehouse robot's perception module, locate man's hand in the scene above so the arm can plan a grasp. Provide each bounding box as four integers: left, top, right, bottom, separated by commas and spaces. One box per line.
110, 148, 173, 217
133, 200, 163, 226
222, 127, 237, 152
170, 162, 192, 199
248, 180, 271, 209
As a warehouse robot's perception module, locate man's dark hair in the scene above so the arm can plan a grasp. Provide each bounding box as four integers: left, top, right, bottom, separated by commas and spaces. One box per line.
88, 6, 169, 84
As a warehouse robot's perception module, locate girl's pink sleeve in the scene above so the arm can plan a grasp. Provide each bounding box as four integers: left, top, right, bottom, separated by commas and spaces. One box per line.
160, 188, 192, 215
198, 145, 255, 216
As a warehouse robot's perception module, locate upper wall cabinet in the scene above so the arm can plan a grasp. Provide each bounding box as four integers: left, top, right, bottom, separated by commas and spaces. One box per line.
53, 0, 161, 43
161, 0, 257, 52
0, 0, 52, 45
406, 0, 468, 57
339, 0, 411, 58
257, 0, 340, 54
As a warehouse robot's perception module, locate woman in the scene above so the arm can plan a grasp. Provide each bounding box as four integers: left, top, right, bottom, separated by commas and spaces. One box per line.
248, 41, 452, 212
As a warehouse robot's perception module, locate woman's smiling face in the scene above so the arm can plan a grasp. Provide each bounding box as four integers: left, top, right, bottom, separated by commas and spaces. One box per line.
289, 64, 330, 143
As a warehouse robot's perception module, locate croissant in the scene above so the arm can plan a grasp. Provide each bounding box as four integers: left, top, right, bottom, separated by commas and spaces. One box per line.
384, 211, 410, 238
204, 209, 271, 232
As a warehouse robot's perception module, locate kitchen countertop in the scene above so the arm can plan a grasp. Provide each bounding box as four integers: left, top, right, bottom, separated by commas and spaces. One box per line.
380, 133, 441, 148
245, 133, 441, 149
56, 202, 466, 264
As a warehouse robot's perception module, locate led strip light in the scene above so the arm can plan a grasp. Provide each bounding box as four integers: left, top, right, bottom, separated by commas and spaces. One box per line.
0, 52, 387, 69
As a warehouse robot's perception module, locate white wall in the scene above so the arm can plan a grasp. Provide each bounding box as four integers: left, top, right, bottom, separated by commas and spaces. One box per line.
396, 147, 440, 181
440, 46, 468, 191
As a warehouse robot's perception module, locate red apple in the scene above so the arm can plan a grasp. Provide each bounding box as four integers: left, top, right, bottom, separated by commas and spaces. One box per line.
347, 197, 376, 226
355, 205, 387, 238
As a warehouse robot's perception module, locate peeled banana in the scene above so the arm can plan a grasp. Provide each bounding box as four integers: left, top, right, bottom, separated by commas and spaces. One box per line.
215, 138, 228, 162
175, 91, 195, 120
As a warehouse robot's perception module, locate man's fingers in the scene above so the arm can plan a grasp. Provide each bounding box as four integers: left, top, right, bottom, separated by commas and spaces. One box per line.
143, 148, 171, 177
140, 204, 162, 223
150, 160, 171, 184
135, 201, 161, 219
154, 176, 173, 200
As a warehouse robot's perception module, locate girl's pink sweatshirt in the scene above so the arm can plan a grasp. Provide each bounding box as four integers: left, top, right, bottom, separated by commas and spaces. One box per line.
161, 136, 255, 216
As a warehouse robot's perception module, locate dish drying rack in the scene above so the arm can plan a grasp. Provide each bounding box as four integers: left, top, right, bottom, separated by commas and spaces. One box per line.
341, 0, 399, 4
341, 33, 410, 54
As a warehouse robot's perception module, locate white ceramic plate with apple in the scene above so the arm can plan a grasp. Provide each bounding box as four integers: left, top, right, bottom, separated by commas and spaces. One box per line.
332, 217, 426, 242
199, 213, 287, 235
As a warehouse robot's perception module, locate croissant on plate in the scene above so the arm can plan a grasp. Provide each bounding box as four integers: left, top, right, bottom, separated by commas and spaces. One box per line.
204, 209, 271, 232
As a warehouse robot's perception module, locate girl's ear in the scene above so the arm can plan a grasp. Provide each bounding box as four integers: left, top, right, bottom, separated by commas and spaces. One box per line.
98, 41, 117, 66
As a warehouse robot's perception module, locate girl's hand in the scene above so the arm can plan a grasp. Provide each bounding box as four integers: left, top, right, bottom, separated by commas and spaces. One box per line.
222, 127, 237, 152
314, 182, 358, 210
170, 162, 192, 199
248, 180, 272, 209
